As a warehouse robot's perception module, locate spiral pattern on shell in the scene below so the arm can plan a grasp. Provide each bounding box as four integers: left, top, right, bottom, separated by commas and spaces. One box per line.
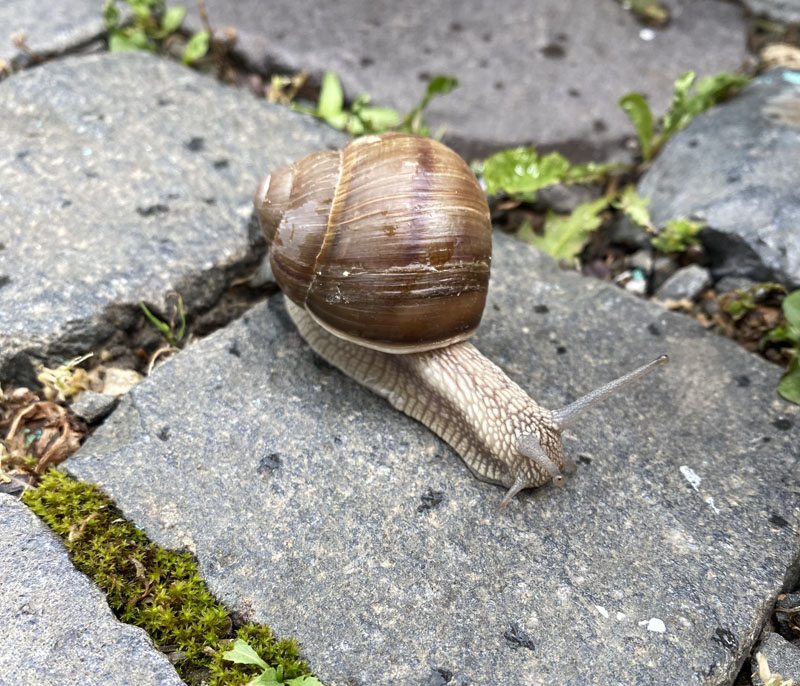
253, 132, 492, 353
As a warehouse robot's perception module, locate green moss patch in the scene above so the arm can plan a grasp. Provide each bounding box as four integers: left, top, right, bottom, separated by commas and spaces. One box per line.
22, 469, 312, 685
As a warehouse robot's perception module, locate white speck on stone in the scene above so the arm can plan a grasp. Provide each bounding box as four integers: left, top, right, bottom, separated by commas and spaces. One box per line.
705, 496, 721, 514
596, 605, 609, 618
616, 612, 626, 621
342, 270, 350, 277
639, 618, 666, 633
680, 465, 701, 491
639, 28, 655, 41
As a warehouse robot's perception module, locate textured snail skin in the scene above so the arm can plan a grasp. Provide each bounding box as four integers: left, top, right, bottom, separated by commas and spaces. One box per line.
284, 299, 563, 503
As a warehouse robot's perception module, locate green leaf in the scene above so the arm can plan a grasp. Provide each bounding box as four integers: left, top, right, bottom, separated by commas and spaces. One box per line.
481, 147, 569, 196
160, 5, 186, 35
286, 677, 325, 686
782, 290, 800, 329
563, 161, 624, 183
222, 638, 268, 669
249, 670, 280, 686
618, 93, 653, 161
760, 323, 800, 349
777, 357, 800, 405
651, 217, 702, 253
109, 29, 153, 52
182, 30, 209, 64
520, 197, 609, 262
401, 74, 458, 134
358, 105, 402, 131
317, 71, 344, 121
612, 185, 652, 228
103, 0, 120, 31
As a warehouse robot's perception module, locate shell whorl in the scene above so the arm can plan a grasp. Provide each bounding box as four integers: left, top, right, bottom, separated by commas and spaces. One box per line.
255, 133, 492, 353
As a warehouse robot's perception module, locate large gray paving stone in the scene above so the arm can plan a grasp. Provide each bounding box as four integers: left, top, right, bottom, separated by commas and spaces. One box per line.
0, 51, 346, 385
67, 232, 800, 685
188, 0, 747, 160
0, 494, 184, 686
639, 69, 800, 287
0, 0, 103, 69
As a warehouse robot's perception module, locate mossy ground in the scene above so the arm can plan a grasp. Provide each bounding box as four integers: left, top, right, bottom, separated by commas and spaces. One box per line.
22, 469, 311, 685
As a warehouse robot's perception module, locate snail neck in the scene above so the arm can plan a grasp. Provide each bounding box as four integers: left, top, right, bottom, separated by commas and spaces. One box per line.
284, 298, 562, 493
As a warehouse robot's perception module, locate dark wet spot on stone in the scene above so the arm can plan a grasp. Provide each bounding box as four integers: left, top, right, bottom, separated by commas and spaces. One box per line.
167, 192, 179, 199
0, 275, 10, 289
136, 204, 169, 217
478, 58, 489, 68
185, 137, 205, 152
449, 21, 463, 32
423, 46, 433, 55
494, 81, 504, 91
540, 43, 566, 58
504, 622, 535, 651
257, 453, 281, 474
418, 71, 431, 82
762, 436, 771, 443
687, 138, 699, 148
556, 32, 568, 41
367, 17, 381, 27
556, 345, 567, 354
772, 417, 793, 431
203, 197, 216, 205
726, 171, 740, 184
568, 87, 580, 98
274, 31, 286, 40
333, 435, 342, 445
534, 304, 549, 314
157, 426, 170, 441
482, 31, 492, 42
577, 454, 592, 465
16, 150, 29, 159
360, 56, 374, 67
0, 242, 5, 250
228, 341, 241, 357
712, 627, 737, 652
492, 303, 500, 311
427, 667, 453, 685
770, 513, 790, 529
312, 353, 335, 372
84, 170, 99, 178
157, 96, 172, 106
593, 119, 607, 132
735, 375, 750, 387
417, 487, 445, 512
213, 158, 229, 170
61, 199, 72, 208
647, 323, 661, 336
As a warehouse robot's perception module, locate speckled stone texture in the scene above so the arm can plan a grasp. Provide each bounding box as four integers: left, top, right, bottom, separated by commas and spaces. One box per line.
186, 0, 746, 160
67, 232, 800, 686
0, 51, 346, 385
751, 632, 800, 685
742, 0, 800, 23
639, 69, 800, 287
0, 0, 104, 68
0, 494, 184, 686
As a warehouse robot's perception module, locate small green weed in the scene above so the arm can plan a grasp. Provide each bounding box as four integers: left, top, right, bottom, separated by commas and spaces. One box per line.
615, 0, 670, 25
103, 0, 209, 64
22, 470, 313, 685
140, 293, 186, 348
222, 639, 323, 686
475, 147, 621, 201
619, 70, 750, 162
651, 218, 703, 254
518, 197, 609, 264
761, 289, 800, 404
294, 71, 458, 137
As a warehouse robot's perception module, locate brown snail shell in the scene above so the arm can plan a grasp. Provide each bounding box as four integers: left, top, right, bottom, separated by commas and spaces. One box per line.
253, 132, 492, 353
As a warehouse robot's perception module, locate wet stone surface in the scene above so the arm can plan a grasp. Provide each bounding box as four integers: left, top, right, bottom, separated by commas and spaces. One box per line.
0, 494, 183, 686
68, 232, 800, 686
186, 0, 746, 160
639, 69, 800, 287
0, 51, 346, 386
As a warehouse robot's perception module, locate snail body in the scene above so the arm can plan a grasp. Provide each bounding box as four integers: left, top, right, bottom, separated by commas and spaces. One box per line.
254, 133, 667, 507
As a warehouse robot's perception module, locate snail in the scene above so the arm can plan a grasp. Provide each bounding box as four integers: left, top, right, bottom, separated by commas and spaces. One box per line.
253, 132, 667, 507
